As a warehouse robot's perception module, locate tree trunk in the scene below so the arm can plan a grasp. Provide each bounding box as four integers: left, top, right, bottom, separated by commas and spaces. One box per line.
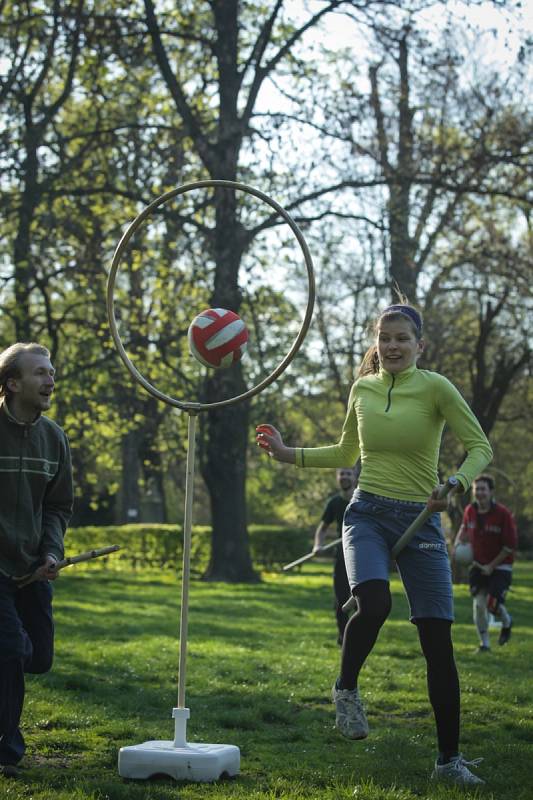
202, 384, 256, 581
370, 34, 417, 302
119, 429, 142, 524
469, 297, 531, 435
140, 404, 168, 523
388, 35, 416, 301
13, 140, 38, 340
201, 184, 257, 582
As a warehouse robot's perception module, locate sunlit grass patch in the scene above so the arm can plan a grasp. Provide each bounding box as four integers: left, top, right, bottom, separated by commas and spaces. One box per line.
2, 560, 531, 799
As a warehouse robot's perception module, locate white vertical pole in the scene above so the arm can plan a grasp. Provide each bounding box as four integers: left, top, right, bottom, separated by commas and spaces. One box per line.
177, 411, 197, 709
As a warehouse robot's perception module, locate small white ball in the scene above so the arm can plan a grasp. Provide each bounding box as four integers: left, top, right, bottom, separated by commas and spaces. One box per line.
454, 542, 473, 565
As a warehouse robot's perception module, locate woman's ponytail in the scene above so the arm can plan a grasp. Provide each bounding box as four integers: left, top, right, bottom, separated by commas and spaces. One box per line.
358, 345, 380, 377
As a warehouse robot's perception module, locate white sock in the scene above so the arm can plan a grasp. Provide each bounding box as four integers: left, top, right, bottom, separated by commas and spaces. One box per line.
498, 605, 511, 627
474, 593, 490, 647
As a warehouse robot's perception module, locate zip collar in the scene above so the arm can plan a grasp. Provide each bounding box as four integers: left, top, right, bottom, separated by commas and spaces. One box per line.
379, 363, 417, 385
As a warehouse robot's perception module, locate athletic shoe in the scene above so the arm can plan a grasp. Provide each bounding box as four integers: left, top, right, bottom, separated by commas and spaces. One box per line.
477, 644, 491, 653
331, 681, 369, 739
431, 754, 484, 786
499, 617, 512, 646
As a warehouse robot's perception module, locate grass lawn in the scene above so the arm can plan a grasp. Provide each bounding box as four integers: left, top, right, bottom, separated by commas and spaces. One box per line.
3, 558, 532, 800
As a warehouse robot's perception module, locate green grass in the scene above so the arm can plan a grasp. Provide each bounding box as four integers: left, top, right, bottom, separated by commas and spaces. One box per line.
3, 560, 532, 799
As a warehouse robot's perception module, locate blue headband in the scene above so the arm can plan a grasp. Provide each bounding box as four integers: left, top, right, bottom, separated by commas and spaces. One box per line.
381, 305, 422, 334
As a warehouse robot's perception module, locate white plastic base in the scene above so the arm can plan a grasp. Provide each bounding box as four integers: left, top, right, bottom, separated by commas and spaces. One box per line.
118, 708, 240, 782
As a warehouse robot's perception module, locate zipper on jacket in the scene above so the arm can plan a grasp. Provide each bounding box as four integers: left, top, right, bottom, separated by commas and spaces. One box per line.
15, 425, 25, 533
385, 374, 395, 412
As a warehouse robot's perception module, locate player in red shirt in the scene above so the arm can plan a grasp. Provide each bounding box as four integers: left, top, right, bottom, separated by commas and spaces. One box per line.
454, 474, 517, 652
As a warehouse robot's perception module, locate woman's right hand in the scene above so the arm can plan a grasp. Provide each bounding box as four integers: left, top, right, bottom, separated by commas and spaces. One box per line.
255, 424, 295, 463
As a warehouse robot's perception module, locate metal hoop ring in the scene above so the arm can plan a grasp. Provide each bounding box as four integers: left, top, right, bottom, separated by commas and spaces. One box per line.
107, 180, 315, 412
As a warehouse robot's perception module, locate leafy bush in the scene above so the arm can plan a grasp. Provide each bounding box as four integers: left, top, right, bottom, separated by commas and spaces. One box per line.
66, 523, 313, 574
248, 525, 313, 569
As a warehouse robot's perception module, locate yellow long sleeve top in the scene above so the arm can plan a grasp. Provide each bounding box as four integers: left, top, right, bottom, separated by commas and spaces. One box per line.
295, 365, 492, 502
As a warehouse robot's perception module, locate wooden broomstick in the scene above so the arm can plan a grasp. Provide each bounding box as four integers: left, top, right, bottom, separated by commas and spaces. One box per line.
14, 545, 121, 587
283, 537, 342, 571
341, 477, 459, 613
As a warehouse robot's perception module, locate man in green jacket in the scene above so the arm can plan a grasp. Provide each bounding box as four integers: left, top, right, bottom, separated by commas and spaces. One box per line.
0, 343, 73, 775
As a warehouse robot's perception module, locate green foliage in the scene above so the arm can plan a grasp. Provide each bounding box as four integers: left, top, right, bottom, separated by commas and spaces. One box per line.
67, 522, 312, 573
0, 0, 530, 562
248, 524, 312, 569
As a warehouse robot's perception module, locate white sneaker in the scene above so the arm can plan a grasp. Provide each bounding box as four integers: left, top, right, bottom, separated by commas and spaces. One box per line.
332, 682, 369, 739
431, 754, 485, 786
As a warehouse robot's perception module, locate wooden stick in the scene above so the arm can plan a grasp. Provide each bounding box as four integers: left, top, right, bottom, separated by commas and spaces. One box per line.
14, 545, 121, 587
283, 537, 342, 571
390, 478, 458, 559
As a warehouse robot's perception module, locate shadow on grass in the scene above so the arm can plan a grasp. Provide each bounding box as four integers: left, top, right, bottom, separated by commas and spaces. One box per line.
13, 564, 532, 799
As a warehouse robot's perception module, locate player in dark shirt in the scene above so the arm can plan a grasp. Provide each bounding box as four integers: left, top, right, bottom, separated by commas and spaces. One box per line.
313, 466, 358, 644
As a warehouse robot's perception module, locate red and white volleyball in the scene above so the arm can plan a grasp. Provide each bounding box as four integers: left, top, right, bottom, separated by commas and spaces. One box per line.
188, 308, 249, 369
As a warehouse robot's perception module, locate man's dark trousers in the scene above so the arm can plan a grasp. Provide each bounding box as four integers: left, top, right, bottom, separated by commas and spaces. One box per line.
0, 576, 54, 765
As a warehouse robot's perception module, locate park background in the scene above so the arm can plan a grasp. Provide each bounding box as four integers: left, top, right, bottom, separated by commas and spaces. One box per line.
1, 0, 531, 582
1, 2, 532, 798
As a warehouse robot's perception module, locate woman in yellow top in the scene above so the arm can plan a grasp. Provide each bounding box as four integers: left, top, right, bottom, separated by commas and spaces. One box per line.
256, 303, 492, 787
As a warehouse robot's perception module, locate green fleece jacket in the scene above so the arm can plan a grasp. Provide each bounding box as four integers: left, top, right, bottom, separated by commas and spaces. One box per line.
295, 365, 492, 502
0, 400, 73, 578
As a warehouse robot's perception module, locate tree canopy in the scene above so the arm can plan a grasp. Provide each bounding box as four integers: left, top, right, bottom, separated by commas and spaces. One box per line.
1, 0, 531, 572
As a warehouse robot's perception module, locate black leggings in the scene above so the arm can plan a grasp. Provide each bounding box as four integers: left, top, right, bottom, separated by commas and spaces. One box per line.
339, 579, 460, 754
333, 556, 351, 639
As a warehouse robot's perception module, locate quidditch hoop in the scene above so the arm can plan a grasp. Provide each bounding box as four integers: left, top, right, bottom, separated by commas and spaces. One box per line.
107, 180, 315, 411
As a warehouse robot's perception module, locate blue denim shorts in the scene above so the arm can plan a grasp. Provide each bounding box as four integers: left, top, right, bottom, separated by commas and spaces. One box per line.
343, 489, 453, 622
